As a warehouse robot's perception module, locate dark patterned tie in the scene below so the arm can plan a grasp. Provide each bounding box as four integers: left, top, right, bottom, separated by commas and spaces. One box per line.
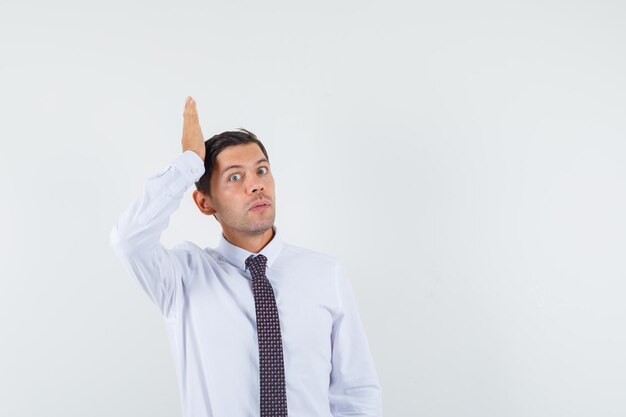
245, 254, 288, 416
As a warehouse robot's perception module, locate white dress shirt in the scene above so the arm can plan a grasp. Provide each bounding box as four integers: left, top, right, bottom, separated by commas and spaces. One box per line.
109, 150, 383, 417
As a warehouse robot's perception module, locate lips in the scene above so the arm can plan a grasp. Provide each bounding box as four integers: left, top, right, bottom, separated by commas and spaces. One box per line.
250, 200, 271, 210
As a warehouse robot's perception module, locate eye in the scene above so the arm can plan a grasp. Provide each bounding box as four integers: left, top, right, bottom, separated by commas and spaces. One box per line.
228, 173, 242, 182
258, 167, 268, 174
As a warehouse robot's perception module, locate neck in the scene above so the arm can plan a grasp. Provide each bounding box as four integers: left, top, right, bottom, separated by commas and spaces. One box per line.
222, 226, 275, 254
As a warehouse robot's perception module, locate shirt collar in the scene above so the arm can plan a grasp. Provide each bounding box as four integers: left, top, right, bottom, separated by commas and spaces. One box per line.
216, 224, 283, 274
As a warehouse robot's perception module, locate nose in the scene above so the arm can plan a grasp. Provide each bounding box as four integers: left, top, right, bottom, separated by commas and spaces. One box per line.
247, 177, 264, 194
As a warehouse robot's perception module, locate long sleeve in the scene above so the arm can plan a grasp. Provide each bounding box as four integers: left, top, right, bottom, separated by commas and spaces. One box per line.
109, 150, 205, 320
329, 261, 383, 416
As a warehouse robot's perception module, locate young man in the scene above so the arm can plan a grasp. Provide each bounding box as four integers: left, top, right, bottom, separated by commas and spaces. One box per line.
109, 97, 382, 417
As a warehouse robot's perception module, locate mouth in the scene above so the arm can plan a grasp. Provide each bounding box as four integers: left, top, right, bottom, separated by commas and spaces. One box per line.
249, 201, 271, 211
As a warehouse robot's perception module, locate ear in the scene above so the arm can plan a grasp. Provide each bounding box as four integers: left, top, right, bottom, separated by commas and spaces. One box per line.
193, 190, 217, 216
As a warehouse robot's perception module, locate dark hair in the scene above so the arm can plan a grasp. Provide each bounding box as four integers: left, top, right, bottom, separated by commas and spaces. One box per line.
194, 128, 270, 197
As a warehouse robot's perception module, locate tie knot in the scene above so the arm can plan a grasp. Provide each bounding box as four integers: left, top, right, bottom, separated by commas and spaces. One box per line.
245, 254, 268, 278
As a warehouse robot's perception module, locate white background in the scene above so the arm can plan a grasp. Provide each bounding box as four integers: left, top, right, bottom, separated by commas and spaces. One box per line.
1, 0, 625, 416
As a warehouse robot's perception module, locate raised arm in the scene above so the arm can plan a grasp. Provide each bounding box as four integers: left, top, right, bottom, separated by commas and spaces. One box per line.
109, 97, 206, 320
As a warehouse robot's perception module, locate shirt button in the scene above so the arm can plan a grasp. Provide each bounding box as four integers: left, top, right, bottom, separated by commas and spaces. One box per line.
191, 167, 198, 173
165, 193, 172, 199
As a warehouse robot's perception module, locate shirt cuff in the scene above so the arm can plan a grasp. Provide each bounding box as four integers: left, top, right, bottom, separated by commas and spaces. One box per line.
171, 150, 205, 184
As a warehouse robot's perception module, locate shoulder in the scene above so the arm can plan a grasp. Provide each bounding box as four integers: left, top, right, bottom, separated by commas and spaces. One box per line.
172, 240, 204, 253
280, 241, 342, 270
170, 240, 219, 264
170, 240, 230, 271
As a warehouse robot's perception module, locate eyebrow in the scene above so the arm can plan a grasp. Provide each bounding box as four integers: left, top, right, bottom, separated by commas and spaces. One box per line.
220, 159, 269, 176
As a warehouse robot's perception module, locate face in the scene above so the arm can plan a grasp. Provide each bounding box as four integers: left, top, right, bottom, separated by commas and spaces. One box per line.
193, 142, 276, 237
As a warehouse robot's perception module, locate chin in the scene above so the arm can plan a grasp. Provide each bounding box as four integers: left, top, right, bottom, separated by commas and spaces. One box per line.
245, 218, 273, 231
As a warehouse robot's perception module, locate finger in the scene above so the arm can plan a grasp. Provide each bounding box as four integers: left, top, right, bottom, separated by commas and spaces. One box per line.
183, 99, 198, 119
